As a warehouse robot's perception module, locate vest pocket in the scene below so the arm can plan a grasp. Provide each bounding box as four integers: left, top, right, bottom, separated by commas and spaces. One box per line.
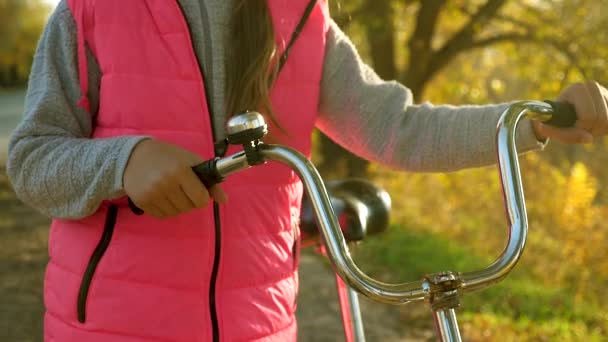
77, 204, 119, 323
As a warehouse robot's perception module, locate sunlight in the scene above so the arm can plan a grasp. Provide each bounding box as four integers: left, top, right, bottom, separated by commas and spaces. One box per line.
42, 0, 61, 8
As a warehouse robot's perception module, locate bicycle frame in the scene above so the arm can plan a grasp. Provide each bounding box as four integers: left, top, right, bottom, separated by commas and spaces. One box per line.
206, 101, 564, 341
311, 243, 366, 342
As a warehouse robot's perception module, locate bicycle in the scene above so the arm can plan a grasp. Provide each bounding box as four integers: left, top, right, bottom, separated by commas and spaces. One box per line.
300, 178, 391, 341
129, 100, 576, 341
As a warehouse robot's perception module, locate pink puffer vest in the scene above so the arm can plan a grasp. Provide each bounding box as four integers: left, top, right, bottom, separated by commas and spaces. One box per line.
43, 1, 329, 341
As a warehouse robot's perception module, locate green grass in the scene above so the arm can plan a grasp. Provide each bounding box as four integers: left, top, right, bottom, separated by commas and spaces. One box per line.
354, 225, 608, 341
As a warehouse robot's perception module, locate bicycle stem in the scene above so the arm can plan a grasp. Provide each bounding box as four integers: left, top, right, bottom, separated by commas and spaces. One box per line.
210, 101, 571, 305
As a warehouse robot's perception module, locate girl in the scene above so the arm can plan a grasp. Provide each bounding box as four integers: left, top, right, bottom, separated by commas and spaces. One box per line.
7, 0, 608, 341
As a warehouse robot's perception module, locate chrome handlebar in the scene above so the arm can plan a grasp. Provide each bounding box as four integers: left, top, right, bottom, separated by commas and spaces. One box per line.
460, 101, 558, 292
208, 101, 574, 305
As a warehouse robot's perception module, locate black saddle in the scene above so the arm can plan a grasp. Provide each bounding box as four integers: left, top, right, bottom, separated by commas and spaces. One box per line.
300, 179, 391, 243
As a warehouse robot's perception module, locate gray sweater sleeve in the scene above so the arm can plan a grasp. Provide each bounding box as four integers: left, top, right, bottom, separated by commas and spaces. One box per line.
317, 20, 545, 172
6, 2, 149, 219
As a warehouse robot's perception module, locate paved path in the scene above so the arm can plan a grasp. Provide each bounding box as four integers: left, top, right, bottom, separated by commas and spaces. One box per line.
0, 89, 26, 161
296, 251, 436, 341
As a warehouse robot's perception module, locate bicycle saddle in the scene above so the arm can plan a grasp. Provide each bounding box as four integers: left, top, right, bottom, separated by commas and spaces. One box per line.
300, 178, 391, 242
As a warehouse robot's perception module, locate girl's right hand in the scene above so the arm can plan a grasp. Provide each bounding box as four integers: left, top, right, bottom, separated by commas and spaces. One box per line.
123, 139, 227, 219
533, 81, 608, 143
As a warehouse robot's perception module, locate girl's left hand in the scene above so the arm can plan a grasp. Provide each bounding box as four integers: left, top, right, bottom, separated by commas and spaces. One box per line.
533, 81, 608, 144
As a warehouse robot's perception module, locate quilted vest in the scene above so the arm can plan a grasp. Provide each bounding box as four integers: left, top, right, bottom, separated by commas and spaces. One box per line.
43, 1, 329, 341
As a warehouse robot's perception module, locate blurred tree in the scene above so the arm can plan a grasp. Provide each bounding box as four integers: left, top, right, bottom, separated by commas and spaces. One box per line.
349, 2, 608, 336
317, 0, 608, 178
0, 0, 50, 87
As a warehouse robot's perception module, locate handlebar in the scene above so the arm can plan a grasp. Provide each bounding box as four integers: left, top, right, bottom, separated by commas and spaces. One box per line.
460, 100, 574, 292
128, 101, 576, 305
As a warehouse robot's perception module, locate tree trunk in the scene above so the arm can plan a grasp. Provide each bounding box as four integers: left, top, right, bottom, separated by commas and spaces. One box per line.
363, 0, 397, 80
318, 0, 396, 178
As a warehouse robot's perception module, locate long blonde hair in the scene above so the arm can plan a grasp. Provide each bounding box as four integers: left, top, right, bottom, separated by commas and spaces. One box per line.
225, 0, 282, 130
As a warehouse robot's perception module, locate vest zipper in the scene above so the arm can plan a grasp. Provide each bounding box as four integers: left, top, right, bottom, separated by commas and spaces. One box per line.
175, 1, 317, 340
77, 204, 119, 323
209, 203, 222, 342
198, 4, 224, 342
175, 2, 222, 341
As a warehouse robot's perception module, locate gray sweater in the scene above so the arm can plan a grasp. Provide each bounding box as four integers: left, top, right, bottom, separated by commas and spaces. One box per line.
6, 0, 544, 219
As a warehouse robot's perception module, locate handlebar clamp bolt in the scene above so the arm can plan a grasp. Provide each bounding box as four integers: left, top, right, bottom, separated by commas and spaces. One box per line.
429, 289, 461, 311
425, 271, 463, 311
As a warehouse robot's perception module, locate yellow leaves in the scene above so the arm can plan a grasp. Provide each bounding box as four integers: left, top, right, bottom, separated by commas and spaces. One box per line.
369, 154, 608, 304
490, 78, 505, 95
0, 0, 51, 85
561, 162, 598, 228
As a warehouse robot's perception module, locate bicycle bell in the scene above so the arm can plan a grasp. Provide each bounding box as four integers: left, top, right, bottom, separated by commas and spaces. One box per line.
225, 111, 268, 166
226, 111, 268, 145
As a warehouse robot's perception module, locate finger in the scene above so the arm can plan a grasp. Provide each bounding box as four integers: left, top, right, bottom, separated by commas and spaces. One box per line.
209, 185, 228, 204
185, 152, 205, 168
559, 83, 597, 130
179, 170, 210, 208
156, 196, 180, 217
146, 203, 167, 220
536, 123, 593, 144
587, 81, 608, 135
132, 196, 165, 219
167, 187, 196, 213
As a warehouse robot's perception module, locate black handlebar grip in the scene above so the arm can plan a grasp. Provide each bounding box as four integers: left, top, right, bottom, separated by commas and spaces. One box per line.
191, 158, 225, 188
128, 159, 225, 216
543, 100, 577, 128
